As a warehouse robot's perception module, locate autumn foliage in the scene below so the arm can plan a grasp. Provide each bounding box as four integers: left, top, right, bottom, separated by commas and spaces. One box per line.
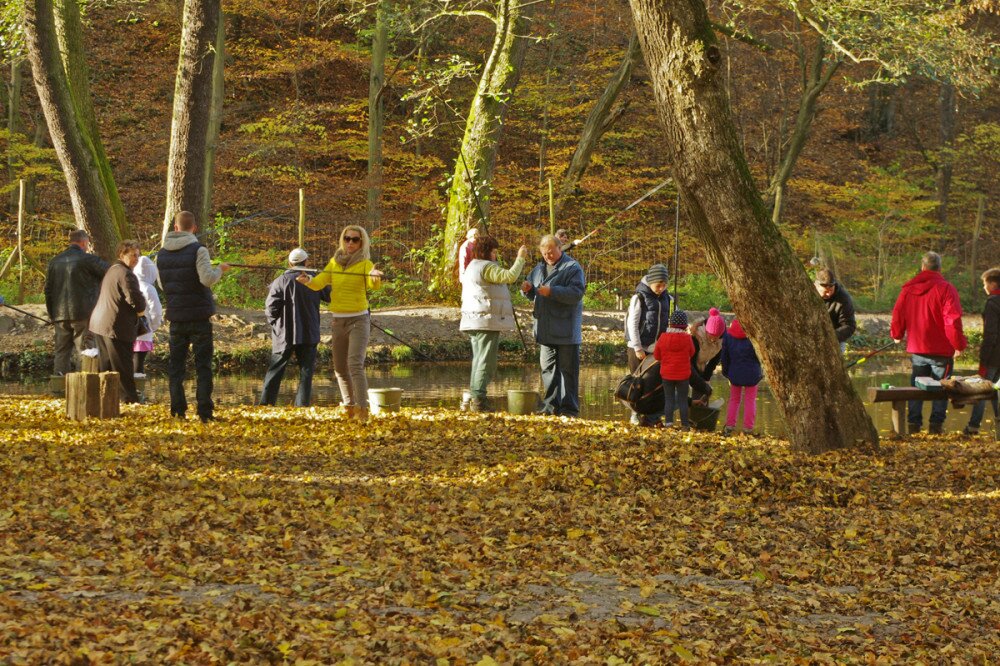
2, 397, 998, 662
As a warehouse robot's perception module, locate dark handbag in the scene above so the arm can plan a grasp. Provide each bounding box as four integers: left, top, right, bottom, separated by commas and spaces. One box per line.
615, 355, 664, 415
136, 315, 150, 337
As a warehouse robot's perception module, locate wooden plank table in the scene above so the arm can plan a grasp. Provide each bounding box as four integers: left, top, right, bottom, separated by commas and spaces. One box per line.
867, 386, 998, 439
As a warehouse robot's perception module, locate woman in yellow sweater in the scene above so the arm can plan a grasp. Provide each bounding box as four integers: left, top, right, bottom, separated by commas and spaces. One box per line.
298, 226, 382, 420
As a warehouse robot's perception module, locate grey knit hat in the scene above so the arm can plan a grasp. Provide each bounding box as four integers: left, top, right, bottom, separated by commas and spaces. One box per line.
645, 263, 669, 284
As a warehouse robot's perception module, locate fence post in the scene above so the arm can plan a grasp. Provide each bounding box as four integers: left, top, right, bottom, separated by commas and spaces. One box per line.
298, 188, 305, 248
17, 179, 25, 305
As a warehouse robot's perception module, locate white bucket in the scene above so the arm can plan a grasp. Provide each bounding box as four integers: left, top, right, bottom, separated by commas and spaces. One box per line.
368, 388, 404, 415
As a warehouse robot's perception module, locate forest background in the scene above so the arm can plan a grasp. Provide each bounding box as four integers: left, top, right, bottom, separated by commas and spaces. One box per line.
0, 0, 998, 314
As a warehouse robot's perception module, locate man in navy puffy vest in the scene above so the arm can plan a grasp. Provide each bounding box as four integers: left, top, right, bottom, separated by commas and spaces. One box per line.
156, 211, 230, 422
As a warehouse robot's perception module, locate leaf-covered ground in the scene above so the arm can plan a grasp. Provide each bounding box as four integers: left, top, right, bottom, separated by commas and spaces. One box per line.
1, 397, 998, 664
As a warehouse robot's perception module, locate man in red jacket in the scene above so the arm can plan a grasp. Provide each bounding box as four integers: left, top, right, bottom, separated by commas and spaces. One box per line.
890, 252, 967, 434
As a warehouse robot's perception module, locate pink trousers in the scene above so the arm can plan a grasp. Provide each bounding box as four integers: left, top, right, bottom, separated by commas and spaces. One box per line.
726, 384, 758, 429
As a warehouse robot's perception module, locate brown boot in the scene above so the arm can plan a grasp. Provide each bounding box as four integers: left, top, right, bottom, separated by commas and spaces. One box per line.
354, 407, 369, 423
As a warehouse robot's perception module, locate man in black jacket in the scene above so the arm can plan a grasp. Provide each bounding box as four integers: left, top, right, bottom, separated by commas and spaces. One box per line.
814, 268, 856, 353
157, 211, 230, 422
259, 248, 330, 407
964, 268, 1000, 435
44, 229, 109, 375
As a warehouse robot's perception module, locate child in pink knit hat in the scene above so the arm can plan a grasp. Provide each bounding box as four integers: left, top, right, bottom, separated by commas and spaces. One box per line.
689, 307, 725, 404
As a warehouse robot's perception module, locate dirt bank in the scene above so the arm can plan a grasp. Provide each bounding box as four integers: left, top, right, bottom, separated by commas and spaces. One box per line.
0, 303, 979, 377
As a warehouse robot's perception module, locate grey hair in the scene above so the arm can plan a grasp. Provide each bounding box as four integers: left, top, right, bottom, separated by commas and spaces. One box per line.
922, 251, 942, 272
539, 234, 559, 249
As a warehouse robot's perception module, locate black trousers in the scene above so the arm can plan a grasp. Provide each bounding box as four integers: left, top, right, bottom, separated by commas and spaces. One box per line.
168, 320, 214, 419
96, 334, 139, 403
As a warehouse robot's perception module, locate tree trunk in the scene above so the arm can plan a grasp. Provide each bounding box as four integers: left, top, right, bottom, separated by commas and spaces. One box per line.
628, 0, 878, 453
200, 12, 225, 236
766, 39, 840, 225
554, 31, 640, 220
7, 60, 23, 214
439, 0, 530, 285
162, 0, 223, 242
970, 194, 985, 303
935, 82, 956, 232
22, 0, 126, 259
367, 0, 388, 232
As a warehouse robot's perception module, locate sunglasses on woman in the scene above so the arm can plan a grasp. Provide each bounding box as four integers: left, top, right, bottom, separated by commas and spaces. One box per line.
344, 236, 362, 243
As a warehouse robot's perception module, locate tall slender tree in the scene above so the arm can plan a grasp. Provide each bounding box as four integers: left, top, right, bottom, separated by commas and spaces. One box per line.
627, 0, 878, 453
22, 0, 129, 258
162, 0, 224, 242
436, 0, 531, 283
367, 0, 389, 231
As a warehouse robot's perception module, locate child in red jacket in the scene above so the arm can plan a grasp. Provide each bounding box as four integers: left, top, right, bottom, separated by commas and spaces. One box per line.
654, 309, 696, 428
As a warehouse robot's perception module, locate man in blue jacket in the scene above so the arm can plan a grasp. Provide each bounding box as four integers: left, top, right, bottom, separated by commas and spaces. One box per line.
521, 235, 586, 416
259, 248, 330, 407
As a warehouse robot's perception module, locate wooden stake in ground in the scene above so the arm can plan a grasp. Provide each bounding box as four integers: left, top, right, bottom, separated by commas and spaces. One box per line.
17, 179, 24, 304
627, 0, 878, 453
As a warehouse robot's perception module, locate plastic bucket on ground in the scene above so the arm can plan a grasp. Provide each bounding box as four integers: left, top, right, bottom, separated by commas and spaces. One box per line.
507, 389, 539, 415
368, 388, 404, 415
691, 397, 724, 432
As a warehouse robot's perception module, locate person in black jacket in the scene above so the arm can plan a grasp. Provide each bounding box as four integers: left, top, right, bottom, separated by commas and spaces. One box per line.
89, 241, 146, 403
44, 229, 109, 375
259, 248, 330, 407
814, 268, 856, 352
157, 211, 230, 422
964, 268, 1000, 435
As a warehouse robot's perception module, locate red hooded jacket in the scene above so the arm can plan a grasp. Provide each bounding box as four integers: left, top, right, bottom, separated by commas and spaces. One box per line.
654, 329, 695, 380
890, 270, 967, 356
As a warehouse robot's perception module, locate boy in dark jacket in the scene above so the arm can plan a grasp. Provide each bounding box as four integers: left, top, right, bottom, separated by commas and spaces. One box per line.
654, 309, 695, 429
721, 319, 763, 436
964, 268, 1000, 435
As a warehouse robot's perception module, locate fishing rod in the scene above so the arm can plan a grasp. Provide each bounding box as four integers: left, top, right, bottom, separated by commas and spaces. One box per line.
672, 190, 681, 306
368, 317, 435, 362
578, 178, 674, 243
0, 296, 53, 325
844, 340, 897, 370
220, 263, 393, 281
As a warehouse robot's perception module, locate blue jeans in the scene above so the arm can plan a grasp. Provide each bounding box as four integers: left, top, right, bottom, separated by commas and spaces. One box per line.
539, 343, 580, 416
168, 320, 214, 419
663, 378, 690, 426
260, 344, 318, 407
967, 366, 1000, 430
908, 354, 953, 428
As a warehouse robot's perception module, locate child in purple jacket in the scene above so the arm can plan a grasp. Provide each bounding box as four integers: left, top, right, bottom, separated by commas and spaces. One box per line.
721, 318, 763, 435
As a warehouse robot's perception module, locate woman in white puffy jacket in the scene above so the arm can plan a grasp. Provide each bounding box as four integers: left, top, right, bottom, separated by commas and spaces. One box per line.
132, 255, 163, 375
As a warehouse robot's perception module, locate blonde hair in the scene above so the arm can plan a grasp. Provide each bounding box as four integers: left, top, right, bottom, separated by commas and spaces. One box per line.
339, 225, 371, 261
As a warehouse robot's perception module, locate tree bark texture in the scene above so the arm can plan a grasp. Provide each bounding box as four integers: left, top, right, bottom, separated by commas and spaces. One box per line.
628, 0, 878, 453
767, 39, 839, 225
200, 13, 225, 235
22, 0, 126, 259
440, 0, 529, 285
163, 0, 223, 242
935, 82, 956, 231
555, 32, 640, 220
367, 0, 388, 231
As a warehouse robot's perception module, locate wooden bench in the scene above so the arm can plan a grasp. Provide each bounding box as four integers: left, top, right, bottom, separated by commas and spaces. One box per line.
867, 386, 998, 439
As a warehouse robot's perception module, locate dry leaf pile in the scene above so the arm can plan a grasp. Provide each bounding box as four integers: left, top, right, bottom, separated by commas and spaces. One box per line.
1, 397, 998, 663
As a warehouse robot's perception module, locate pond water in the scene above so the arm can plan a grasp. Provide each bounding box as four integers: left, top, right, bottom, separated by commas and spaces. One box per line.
2, 359, 994, 438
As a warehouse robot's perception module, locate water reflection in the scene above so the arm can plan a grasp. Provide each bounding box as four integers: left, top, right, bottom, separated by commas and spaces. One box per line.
3, 360, 992, 437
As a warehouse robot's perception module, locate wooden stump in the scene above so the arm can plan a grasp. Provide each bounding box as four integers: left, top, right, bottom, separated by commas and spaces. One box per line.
81, 354, 100, 373
66, 371, 120, 421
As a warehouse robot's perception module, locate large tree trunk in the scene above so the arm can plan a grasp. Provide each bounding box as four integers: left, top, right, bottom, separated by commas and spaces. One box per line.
628, 0, 878, 453
366, 0, 388, 232
162, 0, 223, 242
200, 13, 225, 235
935, 82, 956, 232
438, 0, 529, 285
554, 32, 641, 220
766, 39, 839, 225
22, 0, 127, 259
